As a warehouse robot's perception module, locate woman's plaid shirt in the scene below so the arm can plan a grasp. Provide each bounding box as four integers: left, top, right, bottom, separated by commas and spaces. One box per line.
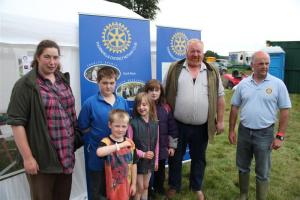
37, 73, 77, 174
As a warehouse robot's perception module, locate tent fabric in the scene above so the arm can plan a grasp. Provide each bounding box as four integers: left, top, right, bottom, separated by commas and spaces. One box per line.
0, 0, 144, 199
0, 0, 143, 46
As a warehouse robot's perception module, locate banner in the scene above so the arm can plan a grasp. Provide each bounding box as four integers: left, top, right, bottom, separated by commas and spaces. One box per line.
156, 26, 201, 80
79, 14, 151, 110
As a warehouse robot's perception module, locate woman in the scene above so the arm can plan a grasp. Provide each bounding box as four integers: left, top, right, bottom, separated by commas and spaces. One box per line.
7, 40, 78, 200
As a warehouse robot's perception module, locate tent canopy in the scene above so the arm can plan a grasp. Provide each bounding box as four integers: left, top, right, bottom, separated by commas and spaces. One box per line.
0, 0, 144, 46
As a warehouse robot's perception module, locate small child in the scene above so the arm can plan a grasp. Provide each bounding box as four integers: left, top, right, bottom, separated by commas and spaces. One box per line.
144, 79, 178, 195
127, 92, 159, 200
96, 109, 137, 200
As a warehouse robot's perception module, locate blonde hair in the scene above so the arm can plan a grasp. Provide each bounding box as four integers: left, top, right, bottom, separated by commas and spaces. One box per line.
109, 109, 130, 124
133, 92, 157, 121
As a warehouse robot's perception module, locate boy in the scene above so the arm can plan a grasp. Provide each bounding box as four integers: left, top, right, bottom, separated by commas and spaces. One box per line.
96, 109, 137, 200
78, 66, 129, 200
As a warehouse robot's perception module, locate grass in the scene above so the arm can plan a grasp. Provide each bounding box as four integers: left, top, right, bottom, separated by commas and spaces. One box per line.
153, 90, 300, 200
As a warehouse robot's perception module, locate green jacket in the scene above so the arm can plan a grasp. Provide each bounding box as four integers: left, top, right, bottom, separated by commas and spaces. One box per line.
165, 59, 219, 143
7, 68, 71, 173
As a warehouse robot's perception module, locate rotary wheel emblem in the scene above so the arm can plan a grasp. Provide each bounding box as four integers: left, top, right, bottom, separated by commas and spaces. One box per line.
102, 22, 132, 53
170, 32, 188, 56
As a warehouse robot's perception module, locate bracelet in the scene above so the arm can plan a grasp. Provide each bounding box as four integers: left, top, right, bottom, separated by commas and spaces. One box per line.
115, 143, 120, 151
276, 132, 285, 137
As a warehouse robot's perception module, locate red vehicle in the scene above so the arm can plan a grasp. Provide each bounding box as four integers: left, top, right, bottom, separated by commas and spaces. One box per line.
223, 70, 247, 89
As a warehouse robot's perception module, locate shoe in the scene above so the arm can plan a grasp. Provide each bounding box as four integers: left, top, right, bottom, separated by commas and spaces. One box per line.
165, 188, 177, 199
196, 190, 205, 200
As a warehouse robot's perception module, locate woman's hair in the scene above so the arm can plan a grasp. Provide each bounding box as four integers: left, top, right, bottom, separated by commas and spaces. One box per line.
31, 40, 61, 71
144, 79, 166, 104
109, 109, 130, 124
97, 66, 118, 83
133, 92, 157, 121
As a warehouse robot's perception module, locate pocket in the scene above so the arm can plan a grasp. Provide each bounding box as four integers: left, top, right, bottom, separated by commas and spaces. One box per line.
86, 137, 104, 171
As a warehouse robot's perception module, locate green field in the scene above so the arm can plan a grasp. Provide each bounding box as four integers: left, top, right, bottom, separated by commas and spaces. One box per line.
154, 90, 300, 200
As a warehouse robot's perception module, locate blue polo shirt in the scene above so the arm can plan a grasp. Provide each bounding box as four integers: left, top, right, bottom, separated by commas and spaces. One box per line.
231, 73, 291, 129
78, 92, 129, 171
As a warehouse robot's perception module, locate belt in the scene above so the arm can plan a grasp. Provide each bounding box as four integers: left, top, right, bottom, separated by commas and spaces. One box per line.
242, 124, 274, 131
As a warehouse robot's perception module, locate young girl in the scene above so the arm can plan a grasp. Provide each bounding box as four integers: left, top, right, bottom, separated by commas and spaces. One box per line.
127, 92, 159, 200
144, 79, 178, 195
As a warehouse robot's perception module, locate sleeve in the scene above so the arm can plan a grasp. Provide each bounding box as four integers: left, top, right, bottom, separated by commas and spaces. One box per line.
217, 73, 225, 96
166, 104, 178, 138
127, 124, 145, 158
155, 126, 159, 167
277, 81, 292, 109
7, 82, 30, 126
78, 100, 91, 130
231, 83, 242, 106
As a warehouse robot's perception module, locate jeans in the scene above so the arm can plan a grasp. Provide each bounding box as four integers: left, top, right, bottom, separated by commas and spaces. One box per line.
168, 121, 208, 191
237, 123, 274, 181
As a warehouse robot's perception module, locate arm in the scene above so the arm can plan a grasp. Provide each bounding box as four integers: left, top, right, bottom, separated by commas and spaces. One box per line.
12, 125, 39, 174
216, 95, 225, 134
130, 164, 137, 196
96, 140, 132, 157
271, 108, 290, 150
228, 105, 239, 144
127, 125, 145, 158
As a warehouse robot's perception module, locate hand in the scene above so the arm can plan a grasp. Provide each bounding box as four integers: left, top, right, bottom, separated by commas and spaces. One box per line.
120, 140, 132, 149
23, 156, 39, 175
216, 121, 224, 134
271, 138, 283, 150
130, 184, 136, 196
168, 148, 175, 157
228, 131, 237, 145
144, 151, 154, 160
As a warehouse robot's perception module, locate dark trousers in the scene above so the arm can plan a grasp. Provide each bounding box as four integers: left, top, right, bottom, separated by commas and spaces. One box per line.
26, 173, 72, 200
88, 170, 106, 200
153, 159, 166, 193
168, 121, 208, 191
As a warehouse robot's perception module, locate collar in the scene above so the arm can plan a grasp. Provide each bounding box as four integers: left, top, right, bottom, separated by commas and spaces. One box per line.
250, 73, 271, 82
97, 92, 116, 101
183, 60, 207, 72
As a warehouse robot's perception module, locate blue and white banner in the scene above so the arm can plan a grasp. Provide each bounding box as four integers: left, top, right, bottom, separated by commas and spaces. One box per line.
156, 26, 201, 80
79, 14, 151, 110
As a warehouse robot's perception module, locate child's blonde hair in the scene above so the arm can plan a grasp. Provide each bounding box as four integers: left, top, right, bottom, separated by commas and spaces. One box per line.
133, 92, 157, 121
109, 109, 130, 124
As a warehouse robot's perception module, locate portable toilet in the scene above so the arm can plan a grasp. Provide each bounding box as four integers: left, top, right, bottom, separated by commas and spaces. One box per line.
261, 46, 285, 80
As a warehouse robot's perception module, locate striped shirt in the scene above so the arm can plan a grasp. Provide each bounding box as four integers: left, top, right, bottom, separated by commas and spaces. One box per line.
37, 73, 76, 174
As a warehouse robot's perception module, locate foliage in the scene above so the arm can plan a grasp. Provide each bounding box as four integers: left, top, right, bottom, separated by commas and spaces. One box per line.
105, 0, 160, 20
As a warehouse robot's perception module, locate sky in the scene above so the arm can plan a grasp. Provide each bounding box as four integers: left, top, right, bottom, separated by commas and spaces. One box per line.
154, 0, 300, 55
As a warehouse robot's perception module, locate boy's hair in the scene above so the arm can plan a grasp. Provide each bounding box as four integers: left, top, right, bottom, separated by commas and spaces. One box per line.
109, 109, 130, 124
133, 92, 157, 121
97, 66, 118, 83
144, 79, 166, 104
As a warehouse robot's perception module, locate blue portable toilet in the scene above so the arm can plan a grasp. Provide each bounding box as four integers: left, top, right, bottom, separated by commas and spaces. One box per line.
262, 46, 285, 80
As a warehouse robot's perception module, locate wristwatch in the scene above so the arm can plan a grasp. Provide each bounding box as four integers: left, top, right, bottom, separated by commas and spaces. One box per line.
276, 135, 284, 141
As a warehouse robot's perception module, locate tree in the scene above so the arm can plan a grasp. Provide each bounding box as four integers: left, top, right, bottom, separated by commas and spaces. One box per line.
106, 0, 160, 20
205, 50, 218, 58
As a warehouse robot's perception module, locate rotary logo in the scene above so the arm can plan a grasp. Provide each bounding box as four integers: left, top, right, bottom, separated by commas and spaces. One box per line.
266, 88, 272, 94
170, 32, 188, 56
102, 22, 132, 53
